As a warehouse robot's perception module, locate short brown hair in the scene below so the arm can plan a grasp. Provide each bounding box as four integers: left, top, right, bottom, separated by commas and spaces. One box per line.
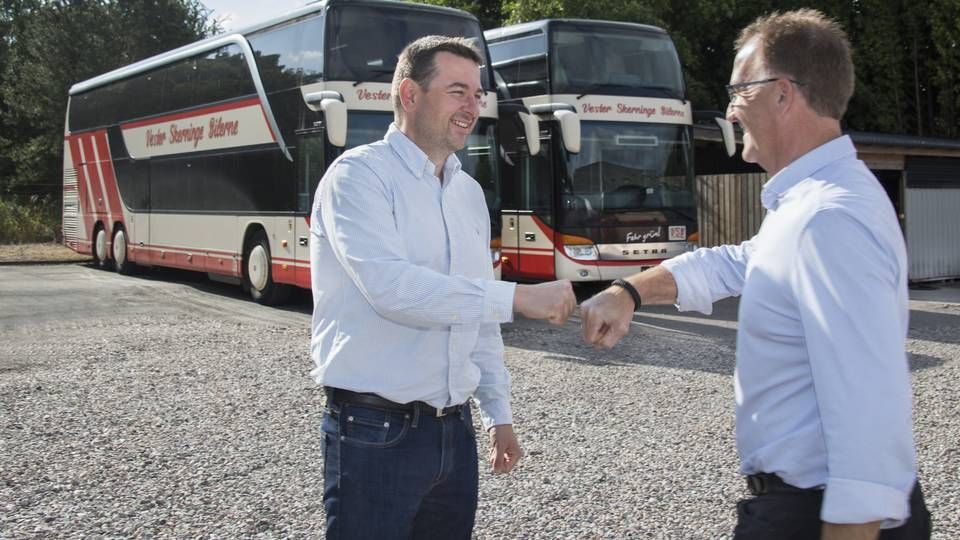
736, 9, 854, 119
391, 35, 483, 121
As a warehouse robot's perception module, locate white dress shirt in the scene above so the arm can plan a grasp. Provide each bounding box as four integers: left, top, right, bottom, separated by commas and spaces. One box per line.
663, 136, 916, 526
309, 124, 517, 429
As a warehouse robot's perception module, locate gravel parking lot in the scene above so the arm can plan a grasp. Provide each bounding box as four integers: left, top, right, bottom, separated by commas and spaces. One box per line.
1, 262, 958, 538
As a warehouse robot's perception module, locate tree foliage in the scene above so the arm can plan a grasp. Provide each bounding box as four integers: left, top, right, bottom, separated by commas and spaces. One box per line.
0, 0, 216, 227
440, 0, 960, 138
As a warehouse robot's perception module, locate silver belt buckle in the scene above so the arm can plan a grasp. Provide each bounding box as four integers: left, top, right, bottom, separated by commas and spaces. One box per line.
435, 406, 445, 417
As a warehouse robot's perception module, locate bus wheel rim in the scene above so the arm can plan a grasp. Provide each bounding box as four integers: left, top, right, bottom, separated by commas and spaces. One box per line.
113, 230, 126, 265
95, 230, 107, 261
248, 245, 269, 291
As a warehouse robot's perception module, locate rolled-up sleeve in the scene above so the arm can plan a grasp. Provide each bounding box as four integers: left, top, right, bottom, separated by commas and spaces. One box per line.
318, 157, 515, 328
790, 209, 914, 526
661, 240, 754, 315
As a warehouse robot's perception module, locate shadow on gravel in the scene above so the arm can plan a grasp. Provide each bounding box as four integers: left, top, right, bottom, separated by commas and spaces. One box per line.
88, 263, 314, 315
502, 323, 737, 376
909, 353, 946, 371
908, 309, 960, 346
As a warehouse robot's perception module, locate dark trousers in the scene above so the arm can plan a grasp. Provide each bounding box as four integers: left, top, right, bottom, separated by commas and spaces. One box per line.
321, 396, 478, 540
733, 477, 931, 540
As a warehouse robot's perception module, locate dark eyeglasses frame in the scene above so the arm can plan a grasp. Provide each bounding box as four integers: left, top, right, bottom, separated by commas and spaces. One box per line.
725, 77, 804, 101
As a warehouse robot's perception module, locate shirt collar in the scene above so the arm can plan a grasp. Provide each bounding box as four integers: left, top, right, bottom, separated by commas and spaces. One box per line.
760, 135, 857, 210
385, 123, 463, 184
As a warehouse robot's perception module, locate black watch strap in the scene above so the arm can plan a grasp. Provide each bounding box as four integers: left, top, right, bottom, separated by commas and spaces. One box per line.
611, 278, 642, 311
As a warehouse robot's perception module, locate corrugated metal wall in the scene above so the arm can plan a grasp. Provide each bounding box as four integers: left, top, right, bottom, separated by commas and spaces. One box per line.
695, 173, 767, 248
905, 188, 960, 280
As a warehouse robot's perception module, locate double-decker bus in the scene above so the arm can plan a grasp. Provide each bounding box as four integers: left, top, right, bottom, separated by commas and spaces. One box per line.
486, 19, 731, 282
62, 0, 501, 304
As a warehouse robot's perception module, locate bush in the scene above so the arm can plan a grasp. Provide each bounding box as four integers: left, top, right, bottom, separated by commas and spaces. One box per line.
0, 196, 59, 244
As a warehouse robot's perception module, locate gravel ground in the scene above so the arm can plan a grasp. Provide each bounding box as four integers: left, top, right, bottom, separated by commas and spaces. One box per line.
1, 264, 958, 538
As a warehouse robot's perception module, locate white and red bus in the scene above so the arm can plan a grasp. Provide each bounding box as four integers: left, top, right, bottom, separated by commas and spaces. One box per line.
486, 19, 731, 282
63, 0, 501, 304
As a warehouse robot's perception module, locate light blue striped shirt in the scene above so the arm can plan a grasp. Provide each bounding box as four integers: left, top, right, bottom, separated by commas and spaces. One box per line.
310, 124, 517, 429
663, 136, 916, 526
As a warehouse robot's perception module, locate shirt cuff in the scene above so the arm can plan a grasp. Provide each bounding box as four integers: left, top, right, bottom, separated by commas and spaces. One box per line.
483, 279, 516, 323
821, 477, 911, 527
476, 398, 513, 431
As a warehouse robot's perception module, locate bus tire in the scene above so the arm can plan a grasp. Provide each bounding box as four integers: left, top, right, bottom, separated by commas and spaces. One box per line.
92, 226, 109, 268
112, 226, 137, 275
244, 230, 291, 305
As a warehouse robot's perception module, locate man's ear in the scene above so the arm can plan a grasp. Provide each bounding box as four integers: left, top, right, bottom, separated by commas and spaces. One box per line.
398, 78, 419, 112
776, 78, 794, 110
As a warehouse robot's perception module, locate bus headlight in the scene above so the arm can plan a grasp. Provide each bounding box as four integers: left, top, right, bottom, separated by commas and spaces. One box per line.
561, 234, 598, 261
563, 244, 598, 260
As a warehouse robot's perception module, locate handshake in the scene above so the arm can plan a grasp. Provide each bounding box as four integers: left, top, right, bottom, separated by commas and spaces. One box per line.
512, 280, 638, 348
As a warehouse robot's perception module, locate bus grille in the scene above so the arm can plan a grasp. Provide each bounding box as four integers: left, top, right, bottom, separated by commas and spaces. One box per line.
62, 168, 80, 242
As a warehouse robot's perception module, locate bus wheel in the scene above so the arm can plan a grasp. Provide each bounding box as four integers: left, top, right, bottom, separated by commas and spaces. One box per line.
93, 226, 109, 268
244, 231, 291, 305
112, 227, 136, 275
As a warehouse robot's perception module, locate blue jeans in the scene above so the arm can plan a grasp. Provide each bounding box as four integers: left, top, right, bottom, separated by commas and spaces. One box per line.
321, 398, 479, 540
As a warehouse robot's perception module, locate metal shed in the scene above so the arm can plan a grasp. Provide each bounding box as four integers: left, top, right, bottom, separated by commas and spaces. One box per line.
695, 125, 960, 282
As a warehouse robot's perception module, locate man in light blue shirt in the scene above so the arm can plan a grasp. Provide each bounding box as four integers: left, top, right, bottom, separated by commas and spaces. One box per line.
580, 10, 930, 540
310, 36, 576, 539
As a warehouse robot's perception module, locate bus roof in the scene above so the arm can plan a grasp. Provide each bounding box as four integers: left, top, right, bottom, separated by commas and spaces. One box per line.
484, 18, 668, 45
70, 0, 480, 96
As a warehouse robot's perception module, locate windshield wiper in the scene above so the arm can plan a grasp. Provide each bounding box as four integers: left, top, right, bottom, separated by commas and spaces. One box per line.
576, 83, 636, 99
352, 67, 396, 86
575, 83, 686, 101
640, 85, 686, 101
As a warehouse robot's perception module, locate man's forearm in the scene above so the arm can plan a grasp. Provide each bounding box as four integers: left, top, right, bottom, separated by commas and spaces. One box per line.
624, 265, 678, 306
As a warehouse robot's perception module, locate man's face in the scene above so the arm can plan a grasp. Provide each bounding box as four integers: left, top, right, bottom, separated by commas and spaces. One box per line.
408, 51, 482, 158
726, 39, 779, 171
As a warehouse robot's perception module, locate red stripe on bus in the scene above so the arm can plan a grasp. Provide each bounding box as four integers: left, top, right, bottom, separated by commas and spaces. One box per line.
141, 243, 238, 256
120, 97, 262, 129
66, 137, 94, 248
530, 215, 556, 241
80, 135, 105, 217
94, 131, 125, 227
67, 137, 93, 219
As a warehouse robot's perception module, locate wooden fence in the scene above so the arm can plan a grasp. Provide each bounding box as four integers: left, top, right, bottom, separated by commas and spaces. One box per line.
695, 172, 768, 248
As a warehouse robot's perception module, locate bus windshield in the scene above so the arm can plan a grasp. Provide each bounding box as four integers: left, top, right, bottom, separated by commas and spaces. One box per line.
549, 24, 683, 98
560, 121, 694, 227
326, 5, 492, 87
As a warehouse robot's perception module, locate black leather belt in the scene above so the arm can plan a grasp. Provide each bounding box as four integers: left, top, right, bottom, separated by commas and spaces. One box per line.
324, 387, 464, 418
747, 473, 822, 496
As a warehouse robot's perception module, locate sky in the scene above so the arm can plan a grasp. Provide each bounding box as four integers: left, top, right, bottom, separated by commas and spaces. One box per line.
201, 0, 310, 33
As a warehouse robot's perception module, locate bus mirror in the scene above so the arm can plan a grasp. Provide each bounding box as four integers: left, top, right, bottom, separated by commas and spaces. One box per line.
518, 111, 540, 156
554, 110, 580, 154
716, 117, 736, 157
321, 99, 347, 148
304, 91, 347, 148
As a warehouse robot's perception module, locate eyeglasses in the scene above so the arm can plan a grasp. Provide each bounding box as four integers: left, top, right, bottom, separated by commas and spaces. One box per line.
725, 77, 804, 102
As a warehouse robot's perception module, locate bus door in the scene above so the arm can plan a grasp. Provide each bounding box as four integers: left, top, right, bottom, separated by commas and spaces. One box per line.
294, 127, 326, 287
511, 126, 556, 281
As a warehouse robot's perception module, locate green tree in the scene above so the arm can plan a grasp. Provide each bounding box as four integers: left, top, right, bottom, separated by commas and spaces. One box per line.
0, 0, 216, 238
418, 0, 504, 31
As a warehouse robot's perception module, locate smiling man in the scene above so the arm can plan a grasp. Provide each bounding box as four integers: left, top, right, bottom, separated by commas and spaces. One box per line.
309, 36, 575, 539
580, 10, 930, 540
